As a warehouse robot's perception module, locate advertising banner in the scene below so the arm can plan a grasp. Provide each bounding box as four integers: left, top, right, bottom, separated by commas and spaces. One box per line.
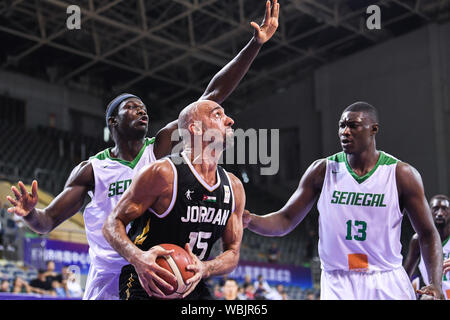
23, 238, 90, 274
227, 260, 312, 288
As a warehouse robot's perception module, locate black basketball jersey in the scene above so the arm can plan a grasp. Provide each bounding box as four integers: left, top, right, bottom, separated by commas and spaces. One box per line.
127, 151, 235, 261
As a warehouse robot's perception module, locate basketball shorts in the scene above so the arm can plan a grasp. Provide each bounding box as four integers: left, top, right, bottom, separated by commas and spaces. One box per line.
83, 265, 121, 300
320, 267, 416, 300
119, 264, 214, 300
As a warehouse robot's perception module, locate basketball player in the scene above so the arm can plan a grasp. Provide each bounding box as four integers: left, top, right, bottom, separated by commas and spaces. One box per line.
5, 0, 280, 300
404, 194, 449, 299
243, 101, 444, 300
102, 100, 246, 300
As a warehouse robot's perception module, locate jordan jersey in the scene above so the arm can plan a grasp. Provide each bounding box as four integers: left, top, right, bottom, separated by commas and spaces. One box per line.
317, 151, 403, 272
83, 137, 156, 299
120, 151, 235, 300
418, 235, 450, 299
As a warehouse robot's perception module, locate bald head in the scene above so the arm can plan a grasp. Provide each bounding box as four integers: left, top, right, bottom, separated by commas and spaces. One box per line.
178, 100, 201, 133
178, 100, 222, 133
177, 99, 235, 152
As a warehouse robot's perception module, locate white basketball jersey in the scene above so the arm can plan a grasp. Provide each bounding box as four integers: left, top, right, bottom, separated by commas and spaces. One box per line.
418, 235, 450, 299
317, 151, 404, 272
84, 137, 156, 273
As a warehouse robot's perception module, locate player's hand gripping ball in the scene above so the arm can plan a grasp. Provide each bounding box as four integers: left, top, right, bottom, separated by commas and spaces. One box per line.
151, 243, 195, 299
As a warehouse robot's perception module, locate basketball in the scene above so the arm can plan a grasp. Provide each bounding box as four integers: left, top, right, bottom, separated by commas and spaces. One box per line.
152, 243, 195, 299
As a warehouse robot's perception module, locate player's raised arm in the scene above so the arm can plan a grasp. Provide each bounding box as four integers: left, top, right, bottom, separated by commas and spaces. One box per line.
153, 1, 280, 159
396, 162, 444, 299
244, 159, 325, 237
200, 0, 280, 104
102, 160, 177, 297
6, 161, 94, 234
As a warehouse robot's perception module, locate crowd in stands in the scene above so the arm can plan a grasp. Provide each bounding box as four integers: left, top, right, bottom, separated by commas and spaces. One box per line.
0, 260, 83, 298
210, 274, 320, 301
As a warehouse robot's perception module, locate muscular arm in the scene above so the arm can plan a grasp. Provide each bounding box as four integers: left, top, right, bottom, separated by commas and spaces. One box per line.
247, 159, 326, 236
199, 38, 263, 104
8, 161, 93, 234
403, 234, 421, 279
102, 160, 173, 265
102, 160, 179, 296
201, 173, 246, 278
199, 0, 279, 104
397, 162, 443, 295
153, 40, 264, 159
153, 2, 280, 159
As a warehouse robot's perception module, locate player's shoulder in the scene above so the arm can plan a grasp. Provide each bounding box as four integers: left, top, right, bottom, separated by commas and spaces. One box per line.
139, 157, 174, 178
70, 159, 94, 176
396, 161, 419, 174
130, 159, 175, 195
302, 158, 327, 180
311, 158, 327, 170
395, 161, 422, 184
223, 170, 244, 191
308, 158, 327, 189
65, 159, 94, 187
89, 147, 109, 162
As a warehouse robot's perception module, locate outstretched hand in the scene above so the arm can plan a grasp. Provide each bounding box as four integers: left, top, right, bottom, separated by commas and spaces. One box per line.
7, 180, 39, 217
251, 0, 280, 45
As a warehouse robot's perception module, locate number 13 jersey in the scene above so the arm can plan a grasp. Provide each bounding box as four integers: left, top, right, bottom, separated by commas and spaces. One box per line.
317, 151, 404, 272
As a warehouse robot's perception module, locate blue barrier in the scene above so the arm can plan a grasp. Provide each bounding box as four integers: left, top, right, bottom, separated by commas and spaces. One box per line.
0, 292, 81, 300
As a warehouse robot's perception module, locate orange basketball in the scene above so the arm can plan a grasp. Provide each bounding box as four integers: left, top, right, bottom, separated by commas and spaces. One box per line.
152, 243, 195, 299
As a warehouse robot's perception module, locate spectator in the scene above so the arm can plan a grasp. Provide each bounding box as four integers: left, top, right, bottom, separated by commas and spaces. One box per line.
221, 278, 240, 300
52, 280, 67, 297
253, 274, 271, 299
265, 283, 286, 300
254, 282, 268, 300
0, 279, 10, 292
213, 283, 223, 299
43, 261, 62, 284
305, 291, 317, 300
66, 272, 83, 297
60, 265, 71, 281
237, 286, 248, 300
244, 283, 255, 300
267, 243, 280, 263
29, 269, 54, 295
242, 274, 252, 289
12, 276, 31, 294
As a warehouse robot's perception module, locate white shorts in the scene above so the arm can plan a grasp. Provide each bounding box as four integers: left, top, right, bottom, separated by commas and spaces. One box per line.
83, 265, 121, 300
320, 267, 416, 300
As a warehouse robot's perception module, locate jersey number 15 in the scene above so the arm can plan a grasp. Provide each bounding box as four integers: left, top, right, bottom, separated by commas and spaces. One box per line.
188, 231, 212, 260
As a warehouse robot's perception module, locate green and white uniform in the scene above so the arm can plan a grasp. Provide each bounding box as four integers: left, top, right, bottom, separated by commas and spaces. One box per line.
82, 137, 156, 300
317, 151, 416, 300
418, 235, 450, 299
